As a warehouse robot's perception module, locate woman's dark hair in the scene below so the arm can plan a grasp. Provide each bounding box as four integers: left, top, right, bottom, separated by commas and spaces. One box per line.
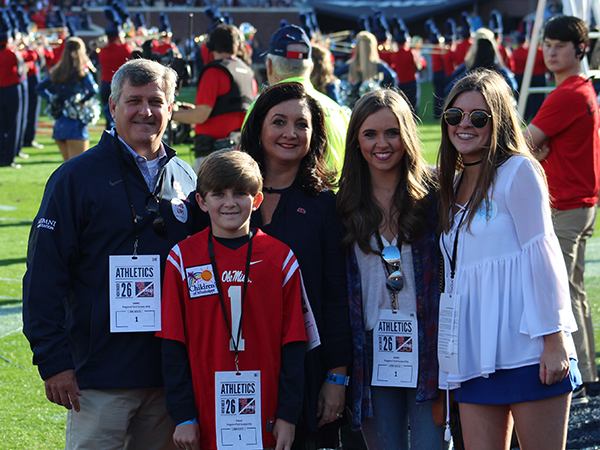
437, 69, 542, 233
336, 88, 433, 253
241, 82, 335, 195
472, 38, 498, 69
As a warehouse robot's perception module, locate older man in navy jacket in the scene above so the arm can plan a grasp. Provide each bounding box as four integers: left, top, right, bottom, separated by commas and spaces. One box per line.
23, 59, 197, 450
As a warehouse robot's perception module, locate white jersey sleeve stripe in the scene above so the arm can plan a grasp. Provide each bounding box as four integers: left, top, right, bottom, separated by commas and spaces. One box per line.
282, 250, 299, 287
167, 244, 185, 280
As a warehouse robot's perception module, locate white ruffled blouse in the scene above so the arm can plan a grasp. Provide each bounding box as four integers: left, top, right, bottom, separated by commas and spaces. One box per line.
439, 155, 577, 390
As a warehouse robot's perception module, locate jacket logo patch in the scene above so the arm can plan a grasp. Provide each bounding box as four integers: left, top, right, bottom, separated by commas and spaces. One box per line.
37, 218, 57, 230
171, 198, 188, 223
186, 264, 218, 298
296, 207, 306, 214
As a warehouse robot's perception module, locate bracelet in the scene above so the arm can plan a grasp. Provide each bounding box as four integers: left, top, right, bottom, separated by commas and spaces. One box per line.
325, 372, 350, 386
177, 418, 198, 426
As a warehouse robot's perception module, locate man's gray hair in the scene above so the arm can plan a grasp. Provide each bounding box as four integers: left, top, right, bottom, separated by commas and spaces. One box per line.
110, 59, 178, 105
267, 54, 312, 78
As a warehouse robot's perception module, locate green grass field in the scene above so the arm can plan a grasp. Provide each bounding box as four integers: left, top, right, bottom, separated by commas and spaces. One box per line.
0, 85, 599, 448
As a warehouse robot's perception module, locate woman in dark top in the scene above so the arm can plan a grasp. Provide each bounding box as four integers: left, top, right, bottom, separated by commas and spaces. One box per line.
241, 81, 353, 449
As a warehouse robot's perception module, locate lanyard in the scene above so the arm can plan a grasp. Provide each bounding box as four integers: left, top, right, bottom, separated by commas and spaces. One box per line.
208, 228, 254, 373
115, 132, 166, 255
442, 173, 473, 292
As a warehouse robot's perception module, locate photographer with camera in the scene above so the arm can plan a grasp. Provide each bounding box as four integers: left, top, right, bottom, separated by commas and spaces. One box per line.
172, 24, 257, 172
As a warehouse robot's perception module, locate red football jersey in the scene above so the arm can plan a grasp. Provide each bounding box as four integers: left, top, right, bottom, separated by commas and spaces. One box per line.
158, 228, 307, 449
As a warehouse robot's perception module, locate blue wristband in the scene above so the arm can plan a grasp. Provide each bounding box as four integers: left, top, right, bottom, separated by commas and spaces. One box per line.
325, 372, 350, 386
177, 418, 198, 426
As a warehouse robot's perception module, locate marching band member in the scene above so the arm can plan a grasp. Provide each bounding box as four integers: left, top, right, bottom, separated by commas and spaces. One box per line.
0, 27, 23, 168
98, 15, 132, 129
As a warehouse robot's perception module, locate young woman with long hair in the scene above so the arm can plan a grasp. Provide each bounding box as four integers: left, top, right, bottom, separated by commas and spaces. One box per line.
337, 88, 446, 450
36, 36, 99, 161
437, 69, 580, 450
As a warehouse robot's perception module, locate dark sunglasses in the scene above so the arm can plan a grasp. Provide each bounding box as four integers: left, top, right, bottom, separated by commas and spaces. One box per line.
444, 108, 492, 129
146, 194, 168, 238
381, 246, 404, 293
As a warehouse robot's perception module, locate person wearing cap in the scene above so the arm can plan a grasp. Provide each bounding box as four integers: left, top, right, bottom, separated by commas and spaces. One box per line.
193, 6, 224, 75
454, 12, 473, 66
44, 25, 67, 70
19, 18, 45, 150
489, 10, 514, 72
247, 24, 349, 175
0, 28, 24, 168
442, 18, 458, 81
426, 19, 445, 119
512, 30, 547, 122
98, 19, 133, 129
389, 24, 425, 112
172, 24, 256, 173
153, 13, 181, 58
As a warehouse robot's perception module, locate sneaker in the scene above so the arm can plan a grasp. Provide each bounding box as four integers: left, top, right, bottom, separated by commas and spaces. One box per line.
24, 141, 44, 149
18, 152, 30, 158
10, 162, 21, 169
571, 386, 589, 405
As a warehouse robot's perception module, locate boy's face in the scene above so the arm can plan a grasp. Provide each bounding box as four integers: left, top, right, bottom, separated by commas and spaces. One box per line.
197, 189, 263, 238
542, 38, 582, 75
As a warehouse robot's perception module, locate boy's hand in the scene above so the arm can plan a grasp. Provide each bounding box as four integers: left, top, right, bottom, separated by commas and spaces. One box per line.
273, 418, 295, 450
173, 423, 201, 450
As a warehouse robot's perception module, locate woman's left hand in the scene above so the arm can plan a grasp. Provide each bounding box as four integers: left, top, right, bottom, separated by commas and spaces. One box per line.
316, 368, 346, 427
540, 331, 570, 385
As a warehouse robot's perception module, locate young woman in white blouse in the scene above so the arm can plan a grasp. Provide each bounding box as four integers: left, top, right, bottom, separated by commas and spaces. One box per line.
437, 69, 581, 450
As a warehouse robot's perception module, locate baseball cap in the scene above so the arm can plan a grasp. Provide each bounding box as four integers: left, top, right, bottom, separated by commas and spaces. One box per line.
261, 25, 311, 59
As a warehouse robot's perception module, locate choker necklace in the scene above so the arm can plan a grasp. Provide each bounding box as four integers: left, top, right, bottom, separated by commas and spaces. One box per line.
463, 158, 484, 166
264, 186, 289, 194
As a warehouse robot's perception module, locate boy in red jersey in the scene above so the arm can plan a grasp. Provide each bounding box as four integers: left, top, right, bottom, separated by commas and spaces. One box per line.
158, 149, 307, 450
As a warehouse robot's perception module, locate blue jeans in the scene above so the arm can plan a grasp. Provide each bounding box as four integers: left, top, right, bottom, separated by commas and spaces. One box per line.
361, 332, 448, 450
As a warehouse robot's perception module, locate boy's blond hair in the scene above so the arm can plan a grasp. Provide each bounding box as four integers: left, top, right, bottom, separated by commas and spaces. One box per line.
196, 149, 263, 198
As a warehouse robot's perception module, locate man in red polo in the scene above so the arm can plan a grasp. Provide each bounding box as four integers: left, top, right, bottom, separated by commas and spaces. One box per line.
525, 16, 600, 403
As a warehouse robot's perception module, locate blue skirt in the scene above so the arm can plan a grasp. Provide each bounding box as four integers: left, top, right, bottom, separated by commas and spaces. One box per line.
453, 359, 582, 404
53, 116, 88, 141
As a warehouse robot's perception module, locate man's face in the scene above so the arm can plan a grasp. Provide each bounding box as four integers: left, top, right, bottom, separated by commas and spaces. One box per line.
109, 80, 172, 155
542, 38, 581, 75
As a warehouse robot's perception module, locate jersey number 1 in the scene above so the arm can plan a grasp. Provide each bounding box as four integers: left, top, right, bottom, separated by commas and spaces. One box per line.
228, 286, 245, 351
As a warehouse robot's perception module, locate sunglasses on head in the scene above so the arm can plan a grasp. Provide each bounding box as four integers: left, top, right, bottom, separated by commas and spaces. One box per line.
443, 108, 492, 129
146, 194, 168, 239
